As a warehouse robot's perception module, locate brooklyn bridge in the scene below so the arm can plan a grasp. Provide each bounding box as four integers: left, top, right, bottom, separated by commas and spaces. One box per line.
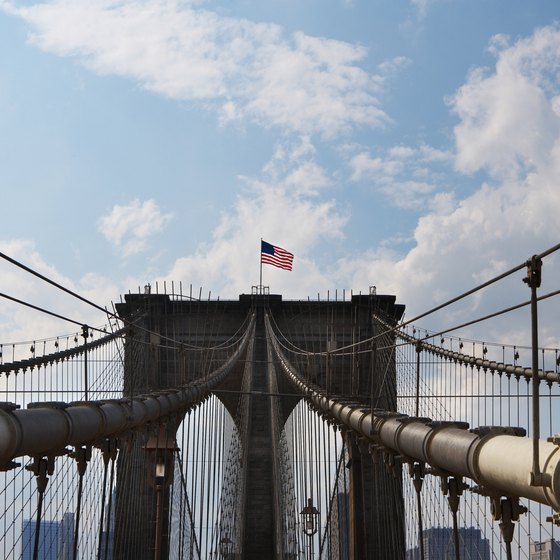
0, 246, 559, 559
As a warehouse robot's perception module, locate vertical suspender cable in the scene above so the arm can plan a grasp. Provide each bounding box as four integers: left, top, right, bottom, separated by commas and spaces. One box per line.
192, 405, 201, 551
103, 453, 116, 560
415, 342, 422, 417
178, 422, 186, 560
97, 448, 110, 560
31, 458, 49, 560
524, 255, 543, 485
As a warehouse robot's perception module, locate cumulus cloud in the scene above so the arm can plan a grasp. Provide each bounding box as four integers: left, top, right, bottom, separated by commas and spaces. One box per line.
339, 25, 560, 345
156, 139, 347, 297
2, 0, 393, 137
0, 239, 119, 347
450, 25, 560, 178
98, 199, 173, 256
378, 55, 411, 75
3, 7, 560, 352
132, 10, 560, 349
348, 143, 452, 210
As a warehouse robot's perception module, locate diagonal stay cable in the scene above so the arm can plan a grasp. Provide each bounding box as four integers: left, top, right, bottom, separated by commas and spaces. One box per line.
0, 250, 112, 317
402, 241, 560, 330
373, 287, 560, 353
306, 242, 560, 356
290, 286, 560, 362
413, 288, 560, 346
0, 292, 104, 332
0, 250, 252, 353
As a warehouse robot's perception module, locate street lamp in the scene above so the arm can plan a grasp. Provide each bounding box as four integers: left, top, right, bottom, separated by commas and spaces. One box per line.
154, 458, 166, 560
300, 498, 320, 537
145, 430, 177, 560
155, 459, 166, 484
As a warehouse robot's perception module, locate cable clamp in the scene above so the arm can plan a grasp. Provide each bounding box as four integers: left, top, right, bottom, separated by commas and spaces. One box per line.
470, 426, 526, 437
0, 402, 19, 412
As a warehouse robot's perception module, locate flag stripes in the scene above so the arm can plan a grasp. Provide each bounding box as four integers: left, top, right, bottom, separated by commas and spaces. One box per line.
261, 240, 294, 271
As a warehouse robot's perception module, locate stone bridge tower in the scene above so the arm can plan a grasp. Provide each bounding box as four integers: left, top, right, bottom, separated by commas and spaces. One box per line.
115, 291, 405, 559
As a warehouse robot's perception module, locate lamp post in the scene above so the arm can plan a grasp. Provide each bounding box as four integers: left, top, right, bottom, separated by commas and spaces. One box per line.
154, 458, 166, 560
300, 498, 319, 559
146, 429, 176, 560
155, 459, 166, 483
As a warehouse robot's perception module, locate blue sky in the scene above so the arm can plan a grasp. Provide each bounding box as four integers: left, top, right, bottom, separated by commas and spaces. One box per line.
1, 0, 560, 346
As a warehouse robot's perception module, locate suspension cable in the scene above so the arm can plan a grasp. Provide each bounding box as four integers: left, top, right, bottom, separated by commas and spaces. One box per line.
0, 251, 113, 317
267, 278, 560, 360
0, 249, 253, 353
0, 292, 97, 330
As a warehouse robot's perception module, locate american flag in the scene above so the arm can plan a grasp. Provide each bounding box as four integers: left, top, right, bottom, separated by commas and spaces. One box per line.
261, 240, 294, 271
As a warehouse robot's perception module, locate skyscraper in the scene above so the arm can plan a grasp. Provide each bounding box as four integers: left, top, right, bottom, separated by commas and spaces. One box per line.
21, 513, 74, 560
405, 526, 490, 560
58, 512, 74, 560
21, 520, 59, 560
530, 539, 560, 560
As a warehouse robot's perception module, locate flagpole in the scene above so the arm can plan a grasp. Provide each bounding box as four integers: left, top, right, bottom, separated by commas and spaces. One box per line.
259, 238, 263, 295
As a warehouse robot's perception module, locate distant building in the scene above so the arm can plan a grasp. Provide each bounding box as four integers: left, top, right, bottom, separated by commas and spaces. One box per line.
423, 527, 453, 559
530, 539, 560, 560
21, 520, 59, 560
59, 513, 74, 560
405, 546, 419, 560
455, 527, 491, 560
406, 526, 490, 560
21, 513, 74, 560
99, 489, 116, 560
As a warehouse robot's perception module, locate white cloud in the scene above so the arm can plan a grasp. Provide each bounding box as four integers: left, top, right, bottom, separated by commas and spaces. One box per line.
410, 0, 431, 18
350, 152, 403, 181
382, 180, 435, 210
387, 145, 417, 159
156, 141, 347, 297
98, 199, 173, 256
337, 25, 560, 345
450, 25, 560, 178
348, 143, 452, 209
2, 0, 393, 137
378, 55, 411, 75
0, 239, 119, 347
283, 161, 332, 196
487, 33, 510, 56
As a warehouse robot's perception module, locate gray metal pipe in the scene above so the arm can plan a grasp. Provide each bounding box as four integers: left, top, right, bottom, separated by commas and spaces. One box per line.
426, 427, 480, 477
0, 315, 254, 467
472, 434, 560, 510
